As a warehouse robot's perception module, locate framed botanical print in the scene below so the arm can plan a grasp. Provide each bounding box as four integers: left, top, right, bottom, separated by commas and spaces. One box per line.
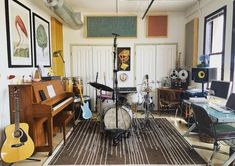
33, 13, 51, 67
5, 0, 33, 67
117, 47, 131, 71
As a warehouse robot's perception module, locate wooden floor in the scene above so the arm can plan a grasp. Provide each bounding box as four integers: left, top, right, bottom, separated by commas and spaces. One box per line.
7, 112, 231, 166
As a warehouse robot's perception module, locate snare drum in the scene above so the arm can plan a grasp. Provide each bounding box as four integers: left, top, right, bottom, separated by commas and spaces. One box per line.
126, 93, 143, 105
103, 105, 132, 130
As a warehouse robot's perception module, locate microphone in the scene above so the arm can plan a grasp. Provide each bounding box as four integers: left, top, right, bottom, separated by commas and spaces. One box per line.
146, 74, 149, 80
112, 33, 120, 36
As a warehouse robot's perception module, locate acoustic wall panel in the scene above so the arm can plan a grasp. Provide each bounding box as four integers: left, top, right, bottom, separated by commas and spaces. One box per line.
86, 16, 137, 37
147, 15, 168, 37
185, 17, 199, 68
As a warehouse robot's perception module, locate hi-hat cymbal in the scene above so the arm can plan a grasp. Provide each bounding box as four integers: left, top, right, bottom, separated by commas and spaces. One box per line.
89, 82, 113, 92
142, 87, 152, 92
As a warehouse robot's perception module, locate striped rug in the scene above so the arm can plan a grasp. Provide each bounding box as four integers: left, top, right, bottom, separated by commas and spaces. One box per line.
48, 118, 205, 165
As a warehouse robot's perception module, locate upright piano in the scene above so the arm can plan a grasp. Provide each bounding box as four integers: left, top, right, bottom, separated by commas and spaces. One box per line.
9, 80, 74, 155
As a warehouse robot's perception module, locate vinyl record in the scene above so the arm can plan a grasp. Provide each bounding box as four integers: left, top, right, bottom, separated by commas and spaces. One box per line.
170, 70, 179, 79
179, 70, 188, 80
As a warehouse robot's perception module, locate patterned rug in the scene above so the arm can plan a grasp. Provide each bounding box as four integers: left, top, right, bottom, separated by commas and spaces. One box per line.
48, 118, 205, 165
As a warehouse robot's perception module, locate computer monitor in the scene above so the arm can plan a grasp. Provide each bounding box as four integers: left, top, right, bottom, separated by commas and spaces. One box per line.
226, 93, 235, 110
210, 80, 232, 99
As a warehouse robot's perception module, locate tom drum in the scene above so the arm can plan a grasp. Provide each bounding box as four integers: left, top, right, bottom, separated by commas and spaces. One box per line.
126, 93, 143, 105
103, 105, 132, 130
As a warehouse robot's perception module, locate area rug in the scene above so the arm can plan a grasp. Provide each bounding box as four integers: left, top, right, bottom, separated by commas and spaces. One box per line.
48, 118, 205, 165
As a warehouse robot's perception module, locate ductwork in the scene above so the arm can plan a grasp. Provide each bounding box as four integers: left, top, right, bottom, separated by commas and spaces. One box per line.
43, 0, 83, 29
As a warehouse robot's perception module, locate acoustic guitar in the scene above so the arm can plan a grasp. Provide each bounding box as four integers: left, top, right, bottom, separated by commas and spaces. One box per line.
77, 84, 92, 119
1, 88, 34, 163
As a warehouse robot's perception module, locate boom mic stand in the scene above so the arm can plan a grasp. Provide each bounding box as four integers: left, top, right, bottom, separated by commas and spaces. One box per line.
112, 33, 119, 129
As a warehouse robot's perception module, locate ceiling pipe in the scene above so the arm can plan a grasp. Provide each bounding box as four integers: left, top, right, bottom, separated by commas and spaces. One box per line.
43, 0, 83, 29
142, 0, 155, 20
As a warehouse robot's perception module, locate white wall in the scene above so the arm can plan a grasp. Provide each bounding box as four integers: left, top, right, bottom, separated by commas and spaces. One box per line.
63, 12, 186, 77
0, 0, 51, 146
185, 0, 233, 81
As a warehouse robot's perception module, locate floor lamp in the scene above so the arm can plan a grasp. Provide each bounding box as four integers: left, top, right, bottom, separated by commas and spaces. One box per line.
53, 50, 66, 77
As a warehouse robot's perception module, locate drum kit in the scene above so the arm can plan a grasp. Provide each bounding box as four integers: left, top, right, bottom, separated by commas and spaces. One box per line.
88, 75, 155, 145
86, 34, 155, 145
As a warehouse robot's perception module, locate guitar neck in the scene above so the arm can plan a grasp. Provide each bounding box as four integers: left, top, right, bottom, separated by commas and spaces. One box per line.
78, 86, 85, 104
13, 89, 20, 131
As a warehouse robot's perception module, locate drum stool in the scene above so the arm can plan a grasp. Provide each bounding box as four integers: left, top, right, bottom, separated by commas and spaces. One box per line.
54, 111, 75, 145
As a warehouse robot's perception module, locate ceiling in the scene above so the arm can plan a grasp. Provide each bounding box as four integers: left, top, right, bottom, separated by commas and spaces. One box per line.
31, 0, 198, 14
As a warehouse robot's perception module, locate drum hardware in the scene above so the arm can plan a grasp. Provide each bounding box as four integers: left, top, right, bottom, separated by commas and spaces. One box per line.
95, 72, 99, 113
142, 74, 155, 128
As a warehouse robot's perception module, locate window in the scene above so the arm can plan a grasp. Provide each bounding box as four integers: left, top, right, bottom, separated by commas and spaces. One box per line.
203, 6, 226, 80
231, 1, 235, 93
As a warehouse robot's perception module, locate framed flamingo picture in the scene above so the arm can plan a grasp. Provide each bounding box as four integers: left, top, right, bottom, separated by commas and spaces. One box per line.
5, 0, 33, 68
33, 13, 51, 67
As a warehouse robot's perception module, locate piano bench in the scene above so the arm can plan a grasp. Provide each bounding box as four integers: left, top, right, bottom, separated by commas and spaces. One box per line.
54, 111, 75, 145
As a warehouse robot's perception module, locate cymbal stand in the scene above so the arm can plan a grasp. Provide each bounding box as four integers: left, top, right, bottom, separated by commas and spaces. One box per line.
143, 75, 154, 127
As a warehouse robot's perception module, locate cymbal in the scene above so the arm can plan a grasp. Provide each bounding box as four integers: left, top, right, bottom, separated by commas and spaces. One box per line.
142, 87, 152, 92
89, 82, 113, 92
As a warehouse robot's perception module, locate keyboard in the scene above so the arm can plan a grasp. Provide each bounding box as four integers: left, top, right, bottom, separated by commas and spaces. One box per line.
189, 97, 207, 103
209, 103, 231, 114
118, 87, 137, 93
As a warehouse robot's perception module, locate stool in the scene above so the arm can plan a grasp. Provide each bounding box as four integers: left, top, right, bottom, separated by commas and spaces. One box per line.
54, 111, 75, 145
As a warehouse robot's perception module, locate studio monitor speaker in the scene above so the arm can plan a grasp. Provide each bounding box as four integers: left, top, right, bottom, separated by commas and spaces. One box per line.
192, 67, 217, 83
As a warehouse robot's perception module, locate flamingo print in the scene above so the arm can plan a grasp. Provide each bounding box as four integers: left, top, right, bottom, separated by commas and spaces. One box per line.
15, 15, 28, 48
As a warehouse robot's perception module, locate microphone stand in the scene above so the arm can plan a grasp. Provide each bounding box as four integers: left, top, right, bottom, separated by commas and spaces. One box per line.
112, 33, 119, 129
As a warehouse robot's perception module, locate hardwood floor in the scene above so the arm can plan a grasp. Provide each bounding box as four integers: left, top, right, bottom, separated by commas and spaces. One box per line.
7, 113, 231, 166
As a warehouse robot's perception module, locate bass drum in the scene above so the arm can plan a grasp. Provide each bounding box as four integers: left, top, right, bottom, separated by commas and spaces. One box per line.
103, 105, 132, 130
126, 93, 143, 105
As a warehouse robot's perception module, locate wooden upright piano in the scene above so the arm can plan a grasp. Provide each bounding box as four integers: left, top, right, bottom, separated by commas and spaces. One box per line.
9, 80, 74, 155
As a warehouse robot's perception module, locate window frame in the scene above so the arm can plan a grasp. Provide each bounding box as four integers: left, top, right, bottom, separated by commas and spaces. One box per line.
231, 1, 235, 89
203, 6, 227, 80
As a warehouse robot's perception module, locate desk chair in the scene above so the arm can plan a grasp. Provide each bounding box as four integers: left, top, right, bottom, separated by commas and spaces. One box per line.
159, 90, 181, 117
191, 104, 235, 165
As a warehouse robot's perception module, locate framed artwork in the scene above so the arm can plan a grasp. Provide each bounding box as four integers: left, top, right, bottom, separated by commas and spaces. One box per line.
147, 15, 168, 37
117, 47, 131, 71
33, 13, 51, 67
5, 0, 33, 67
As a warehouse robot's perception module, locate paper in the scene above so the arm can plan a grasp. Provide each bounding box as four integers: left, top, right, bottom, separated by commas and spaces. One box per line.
47, 85, 56, 98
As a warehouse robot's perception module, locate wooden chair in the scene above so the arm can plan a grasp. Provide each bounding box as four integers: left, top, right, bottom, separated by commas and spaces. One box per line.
159, 90, 181, 117
54, 110, 75, 145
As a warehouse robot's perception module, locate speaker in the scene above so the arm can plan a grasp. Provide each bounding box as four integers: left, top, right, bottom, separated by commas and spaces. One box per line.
192, 67, 217, 83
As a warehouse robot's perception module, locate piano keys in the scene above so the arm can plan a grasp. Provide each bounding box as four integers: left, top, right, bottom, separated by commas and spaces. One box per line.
9, 80, 75, 155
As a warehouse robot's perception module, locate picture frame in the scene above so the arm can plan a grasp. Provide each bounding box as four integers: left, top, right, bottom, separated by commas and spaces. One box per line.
5, 0, 33, 68
117, 47, 131, 71
33, 12, 51, 67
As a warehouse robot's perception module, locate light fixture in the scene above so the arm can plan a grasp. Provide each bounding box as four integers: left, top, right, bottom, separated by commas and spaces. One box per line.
53, 50, 65, 63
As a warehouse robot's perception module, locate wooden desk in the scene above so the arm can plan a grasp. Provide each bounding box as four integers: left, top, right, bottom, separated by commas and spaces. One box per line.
157, 88, 184, 113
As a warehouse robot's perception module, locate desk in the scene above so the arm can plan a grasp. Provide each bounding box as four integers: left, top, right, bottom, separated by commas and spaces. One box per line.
157, 88, 184, 113
183, 101, 235, 166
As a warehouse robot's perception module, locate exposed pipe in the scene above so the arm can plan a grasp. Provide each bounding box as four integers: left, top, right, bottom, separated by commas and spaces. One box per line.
142, 0, 155, 20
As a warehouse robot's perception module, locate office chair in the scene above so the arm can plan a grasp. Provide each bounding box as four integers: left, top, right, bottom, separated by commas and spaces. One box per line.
159, 90, 181, 117
191, 104, 235, 165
